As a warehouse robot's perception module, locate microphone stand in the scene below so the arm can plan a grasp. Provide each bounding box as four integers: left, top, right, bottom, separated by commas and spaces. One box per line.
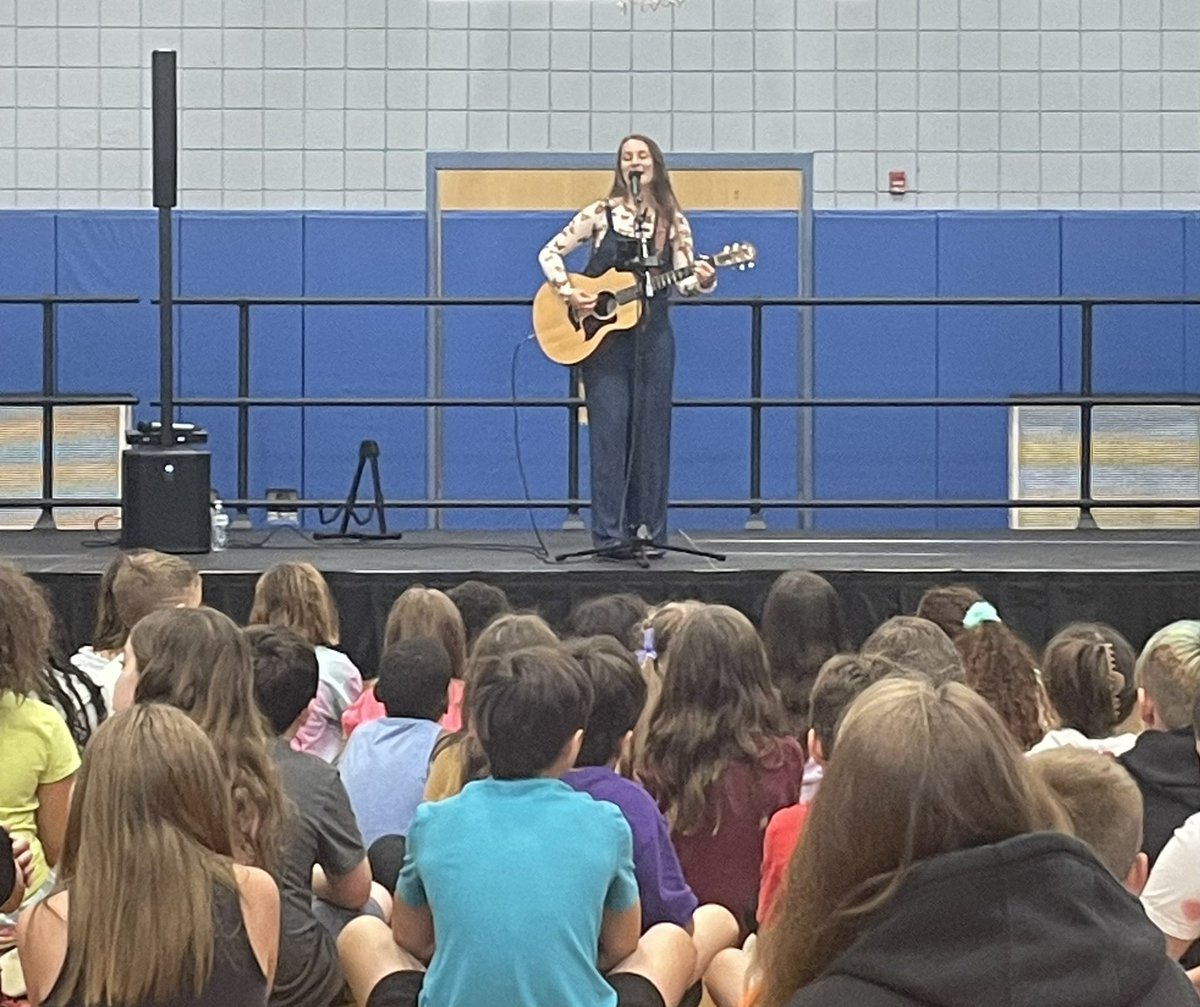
555, 170, 726, 568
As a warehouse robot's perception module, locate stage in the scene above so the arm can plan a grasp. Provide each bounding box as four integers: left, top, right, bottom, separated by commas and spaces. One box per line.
7, 528, 1200, 676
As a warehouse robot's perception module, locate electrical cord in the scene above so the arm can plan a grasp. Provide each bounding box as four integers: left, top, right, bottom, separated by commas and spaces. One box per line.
510, 333, 554, 563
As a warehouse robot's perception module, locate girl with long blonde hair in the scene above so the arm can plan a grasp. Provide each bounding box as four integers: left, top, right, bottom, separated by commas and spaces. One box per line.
249, 562, 362, 762
755, 678, 1193, 1007
119, 607, 287, 873
17, 705, 279, 1007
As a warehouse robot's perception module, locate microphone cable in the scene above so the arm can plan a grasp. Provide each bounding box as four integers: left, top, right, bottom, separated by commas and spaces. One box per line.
510, 333, 554, 563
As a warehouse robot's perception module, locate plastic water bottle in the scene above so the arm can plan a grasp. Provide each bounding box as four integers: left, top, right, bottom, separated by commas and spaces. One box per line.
211, 499, 230, 552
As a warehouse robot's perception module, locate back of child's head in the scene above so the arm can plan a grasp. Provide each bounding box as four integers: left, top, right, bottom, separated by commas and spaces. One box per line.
446, 580, 511, 648
0, 562, 54, 697
243, 624, 320, 735
384, 585, 467, 679
111, 551, 200, 643
249, 561, 340, 648
1029, 748, 1143, 883
1049, 622, 1138, 726
640, 599, 703, 672
860, 615, 966, 687
375, 637, 452, 721
567, 636, 647, 767
954, 616, 1045, 750
1136, 620, 1200, 731
760, 571, 851, 736
472, 645, 593, 779
564, 593, 649, 653
1041, 633, 1126, 739
807, 654, 874, 761
91, 552, 135, 652
915, 584, 985, 640
467, 612, 558, 672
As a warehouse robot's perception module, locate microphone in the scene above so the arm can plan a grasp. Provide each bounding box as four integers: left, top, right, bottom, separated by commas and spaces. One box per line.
628, 169, 642, 201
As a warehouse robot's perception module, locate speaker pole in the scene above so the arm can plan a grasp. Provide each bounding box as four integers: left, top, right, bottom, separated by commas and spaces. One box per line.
152, 50, 177, 448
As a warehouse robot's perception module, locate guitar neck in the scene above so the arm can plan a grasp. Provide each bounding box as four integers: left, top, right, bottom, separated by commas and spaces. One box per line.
614, 263, 698, 305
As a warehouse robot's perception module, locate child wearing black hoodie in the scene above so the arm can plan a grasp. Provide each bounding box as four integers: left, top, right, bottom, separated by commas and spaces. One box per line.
754, 677, 1197, 1007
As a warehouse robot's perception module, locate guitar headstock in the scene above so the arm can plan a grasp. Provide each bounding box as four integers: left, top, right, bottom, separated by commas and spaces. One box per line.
714, 242, 757, 271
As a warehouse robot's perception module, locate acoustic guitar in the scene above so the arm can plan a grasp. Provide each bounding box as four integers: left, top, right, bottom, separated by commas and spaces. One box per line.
532, 242, 757, 366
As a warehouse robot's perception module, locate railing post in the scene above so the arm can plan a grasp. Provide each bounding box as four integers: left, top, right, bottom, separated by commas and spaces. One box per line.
1078, 300, 1096, 530
745, 301, 767, 530
36, 300, 56, 529
231, 301, 253, 528
563, 364, 585, 530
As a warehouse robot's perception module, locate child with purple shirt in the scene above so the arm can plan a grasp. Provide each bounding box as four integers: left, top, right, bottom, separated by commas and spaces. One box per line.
563, 636, 739, 990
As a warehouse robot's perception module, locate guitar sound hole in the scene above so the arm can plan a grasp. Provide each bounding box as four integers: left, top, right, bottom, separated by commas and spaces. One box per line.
593, 292, 616, 319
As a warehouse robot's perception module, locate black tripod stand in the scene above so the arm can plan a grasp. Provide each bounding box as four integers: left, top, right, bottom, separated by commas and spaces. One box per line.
313, 439, 404, 542
555, 176, 724, 568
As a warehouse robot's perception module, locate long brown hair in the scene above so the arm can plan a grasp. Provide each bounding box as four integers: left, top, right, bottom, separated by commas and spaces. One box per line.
250, 561, 341, 647
955, 622, 1046, 750
130, 607, 286, 871
642, 605, 788, 832
90, 552, 135, 652
915, 584, 984, 640
608, 134, 680, 232
757, 678, 1067, 1007
384, 585, 467, 680
760, 571, 851, 737
1041, 636, 1125, 739
0, 562, 53, 698
46, 704, 238, 1007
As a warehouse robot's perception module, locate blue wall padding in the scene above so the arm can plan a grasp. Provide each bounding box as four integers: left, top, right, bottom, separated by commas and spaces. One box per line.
813, 212, 939, 529
302, 213, 427, 531
0, 213, 56, 394
935, 213, 1063, 529
439, 212, 571, 529
12, 208, 1200, 534
672, 211, 801, 529
1187, 216, 1200, 392
178, 213, 305, 510
1062, 213, 1187, 394
55, 213, 163, 415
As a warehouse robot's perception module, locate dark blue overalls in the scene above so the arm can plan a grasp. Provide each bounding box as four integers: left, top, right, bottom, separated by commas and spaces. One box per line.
579, 205, 675, 550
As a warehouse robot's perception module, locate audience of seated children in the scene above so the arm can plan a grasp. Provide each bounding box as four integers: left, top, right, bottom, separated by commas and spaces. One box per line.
952, 605, 1048, 750
72, 549, 202, 712
913, 583, 985, 641
757, 654, 874, 928
759, 571, 851, 741
858, 615, 965, 685
753, 678, 1197, 1007
0, 565, 79, 919
249, 562, 363, 763
566, 594, 651, 653
17, 705, 279, 1007
641, 605, 804, 936
562, 635, 740, 992
424, 612, 558, 802
343, 585, 468, 737
446, 580, 511, 649
1119, 621, 1200, 864
120, 607, 287, 868
1029, 747, 1148, 893
1032, 628, 1137, 755
336, 644, 698, 1007
244, 623, 389, 1007
339, 638, 451, 845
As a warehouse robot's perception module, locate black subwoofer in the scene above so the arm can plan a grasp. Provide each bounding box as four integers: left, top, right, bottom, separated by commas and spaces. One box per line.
120, 447, 211, 554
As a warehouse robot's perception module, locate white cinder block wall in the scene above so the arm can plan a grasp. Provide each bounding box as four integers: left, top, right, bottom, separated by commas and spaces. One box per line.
2, 0, 1197, 210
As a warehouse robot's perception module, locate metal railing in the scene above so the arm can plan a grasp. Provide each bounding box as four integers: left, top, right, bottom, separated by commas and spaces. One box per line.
0, 295, 141, 525
10, 293, 1200, 528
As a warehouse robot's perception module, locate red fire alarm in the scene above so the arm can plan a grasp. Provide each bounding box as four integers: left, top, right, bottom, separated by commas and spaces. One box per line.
888, 170, 908, 196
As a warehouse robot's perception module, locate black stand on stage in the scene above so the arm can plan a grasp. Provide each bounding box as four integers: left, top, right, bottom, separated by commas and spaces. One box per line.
313, 439, 403, 542
555, 172, 724, 568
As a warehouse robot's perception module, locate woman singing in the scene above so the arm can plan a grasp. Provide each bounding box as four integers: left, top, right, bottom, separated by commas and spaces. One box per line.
539, 135, 716, 558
